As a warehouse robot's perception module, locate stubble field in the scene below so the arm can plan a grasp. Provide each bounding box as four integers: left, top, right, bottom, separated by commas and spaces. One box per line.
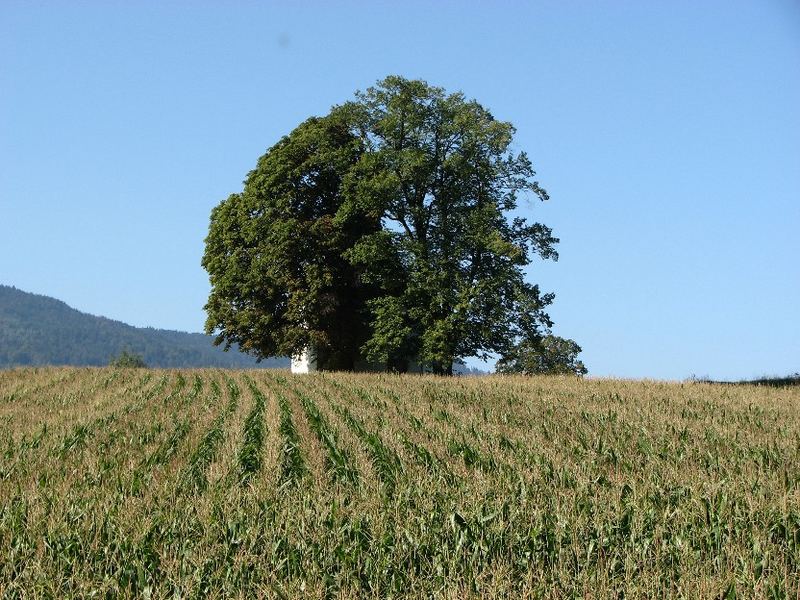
0, 368, 798, 598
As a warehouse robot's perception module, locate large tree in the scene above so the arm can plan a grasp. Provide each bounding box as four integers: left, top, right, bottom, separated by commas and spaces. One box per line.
203, 76, 576, 375
341, 76, 559, 374
202, 112, 379, 370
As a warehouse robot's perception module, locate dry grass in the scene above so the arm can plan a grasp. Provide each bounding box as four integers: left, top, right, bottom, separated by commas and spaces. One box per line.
0, 368, 797, 598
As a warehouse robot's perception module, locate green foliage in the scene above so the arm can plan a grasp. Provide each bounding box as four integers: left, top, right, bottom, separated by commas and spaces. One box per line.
497, 334, 588, 376
202, 113, 378, 370
203, 76, 565, 374
109, 350, 147, 369
343, 76, 558, 374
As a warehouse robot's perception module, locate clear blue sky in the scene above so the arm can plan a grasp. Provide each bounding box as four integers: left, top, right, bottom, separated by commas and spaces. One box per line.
2, 1, 798, 380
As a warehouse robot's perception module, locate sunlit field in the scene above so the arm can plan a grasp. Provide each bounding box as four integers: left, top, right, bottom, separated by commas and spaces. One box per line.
0, 368, 797, 598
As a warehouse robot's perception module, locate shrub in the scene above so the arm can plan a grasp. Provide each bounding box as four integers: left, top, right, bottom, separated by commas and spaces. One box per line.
109, 350, 147, 368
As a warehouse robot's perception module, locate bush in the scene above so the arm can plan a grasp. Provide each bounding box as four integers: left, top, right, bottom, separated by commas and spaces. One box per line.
497, 334, 587, 376
109, 350, 147, 368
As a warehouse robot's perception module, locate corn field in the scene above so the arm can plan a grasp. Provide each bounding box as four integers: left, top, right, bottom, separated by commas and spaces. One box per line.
0, 368, 798, 598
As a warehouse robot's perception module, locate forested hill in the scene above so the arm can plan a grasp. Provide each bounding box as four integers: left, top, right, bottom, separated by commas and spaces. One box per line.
0, 285, 288, 369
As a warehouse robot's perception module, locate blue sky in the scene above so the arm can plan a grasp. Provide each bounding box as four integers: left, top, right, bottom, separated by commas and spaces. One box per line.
2, 1, 798, 380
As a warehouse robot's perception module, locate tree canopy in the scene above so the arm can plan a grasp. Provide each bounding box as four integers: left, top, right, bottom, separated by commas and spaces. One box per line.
203, 76, 582, 375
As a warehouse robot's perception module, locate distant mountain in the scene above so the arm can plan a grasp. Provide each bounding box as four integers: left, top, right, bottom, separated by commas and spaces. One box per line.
0, 285, 288, 369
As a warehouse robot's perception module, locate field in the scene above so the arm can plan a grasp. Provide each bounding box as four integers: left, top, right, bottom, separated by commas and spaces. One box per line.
0, 368, 798, 598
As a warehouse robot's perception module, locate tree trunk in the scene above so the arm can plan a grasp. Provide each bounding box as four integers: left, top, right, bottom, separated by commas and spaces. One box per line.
431, 360, 454, 376
387, 356, 409, 374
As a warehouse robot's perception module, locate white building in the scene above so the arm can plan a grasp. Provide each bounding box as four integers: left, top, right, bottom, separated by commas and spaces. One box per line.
290, 347, 318, 374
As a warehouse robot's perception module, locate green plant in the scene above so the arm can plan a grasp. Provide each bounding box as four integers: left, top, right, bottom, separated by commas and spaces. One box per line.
109, 350, 147, 368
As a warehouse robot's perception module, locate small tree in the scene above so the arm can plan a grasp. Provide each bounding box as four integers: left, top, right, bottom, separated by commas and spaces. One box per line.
109, 350, 147, 369
496, 334, 587, 376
